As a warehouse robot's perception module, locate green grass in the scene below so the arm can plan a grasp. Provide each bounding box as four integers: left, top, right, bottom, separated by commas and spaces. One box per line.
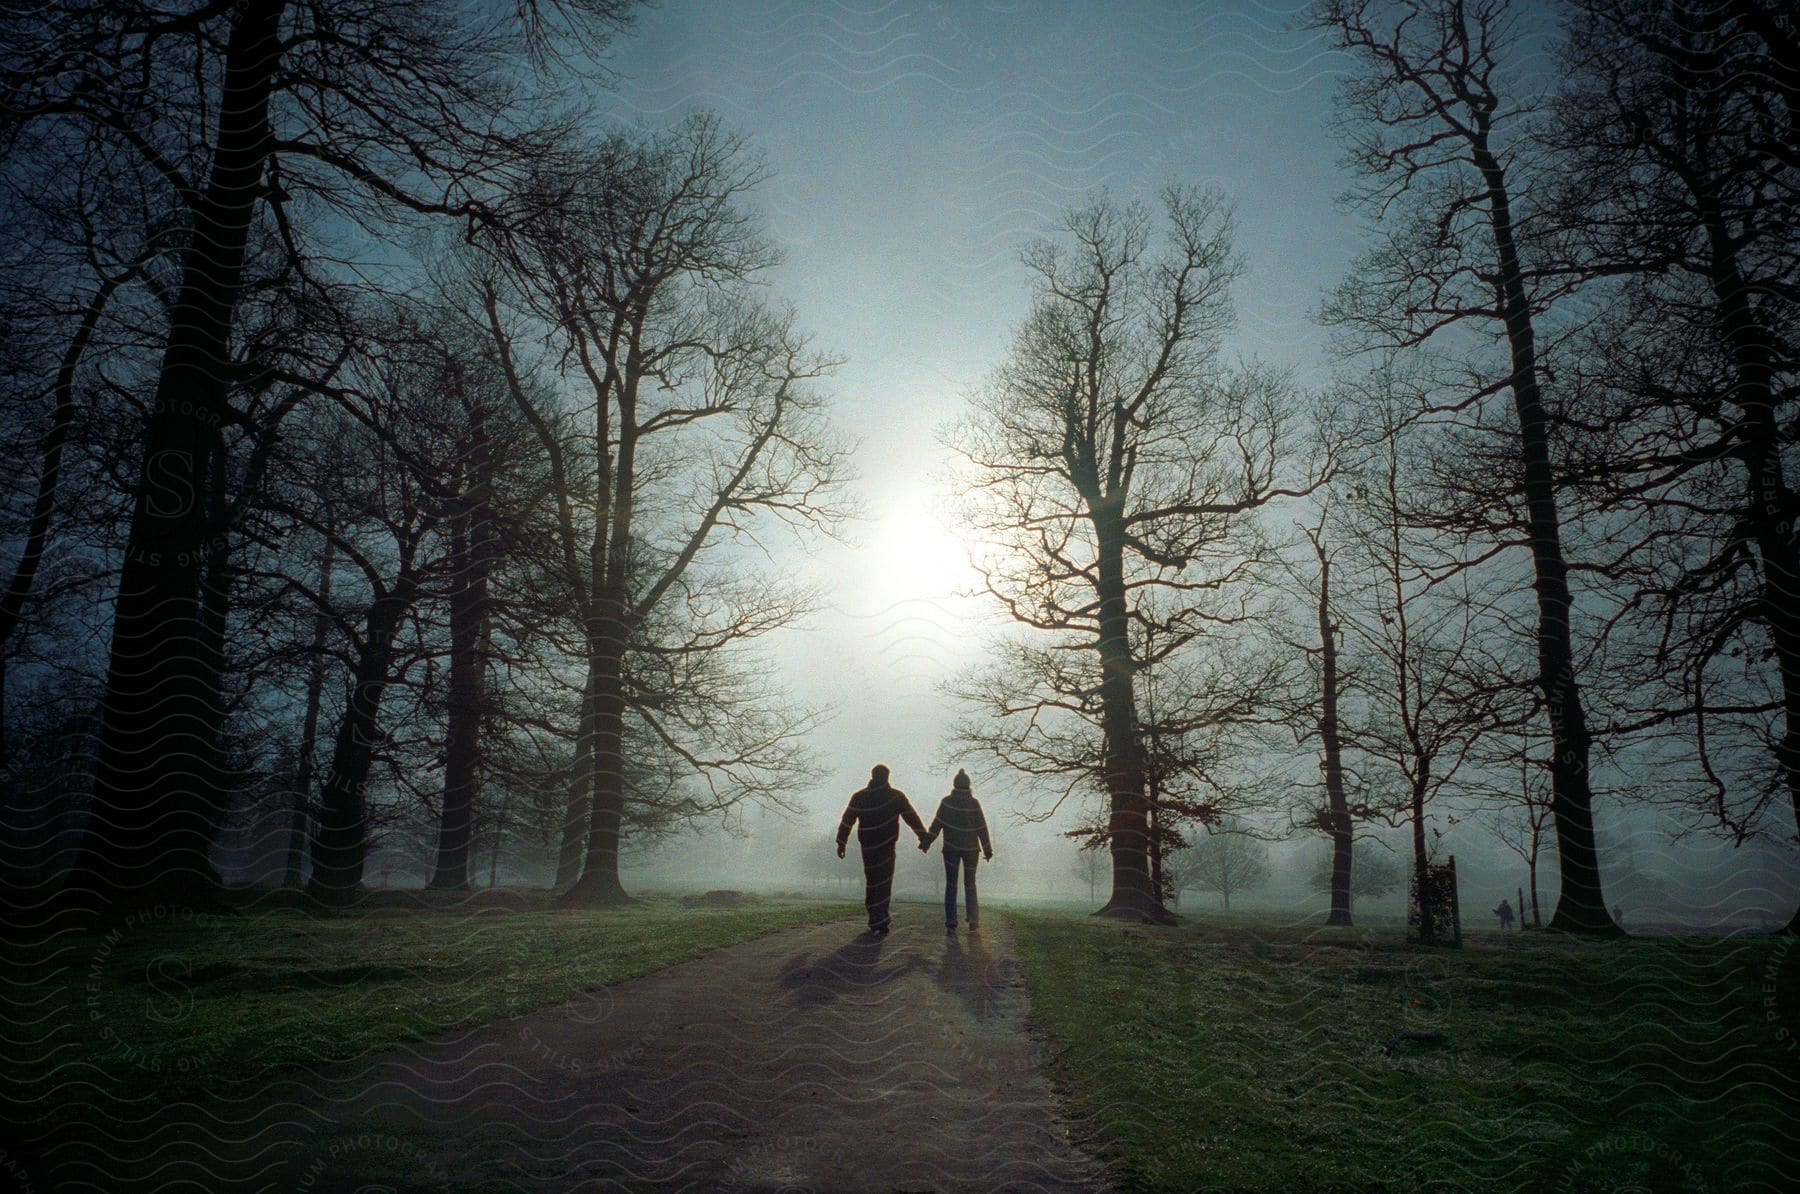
4, 891, 858, 1125
1006, 910, 1800, 1193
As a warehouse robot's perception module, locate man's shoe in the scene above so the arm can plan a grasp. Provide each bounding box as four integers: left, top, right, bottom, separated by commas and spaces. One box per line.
946, 924, 957, 933
967, 922, 979, 932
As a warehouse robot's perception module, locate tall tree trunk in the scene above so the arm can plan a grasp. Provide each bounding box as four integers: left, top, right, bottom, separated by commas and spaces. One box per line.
429, 426, 493, 891
282, 544, 334, 890
66, 0, 289, 913
0, 260, 140, 771
487, 789, 508, 888
1528, 854, 1541, 927
1410, 771, 1434, 945
306, 556, 421, 907
562, 625, 632, 906
554, 666, 597, 889
427, 511, 481, 889
1469, 122, 1619, 937
1691, 190, 1800, 935
191, 433, 236, 880
1315, 540, 1354, 926
562, 363, 635, 909
1092, 519, 1167, 923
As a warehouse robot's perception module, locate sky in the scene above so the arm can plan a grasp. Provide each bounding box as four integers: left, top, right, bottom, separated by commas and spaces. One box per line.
560, 1, 1791, 921
581, 0, 1359, 842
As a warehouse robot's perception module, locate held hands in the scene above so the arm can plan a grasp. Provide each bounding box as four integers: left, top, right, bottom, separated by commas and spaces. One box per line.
918, 838, 929, 853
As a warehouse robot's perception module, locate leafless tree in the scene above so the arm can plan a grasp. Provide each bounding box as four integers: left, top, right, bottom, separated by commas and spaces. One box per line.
1331, 408, 1507, 942
1550, 1, 1799, 929
1069, 840, 1106, 905
1170, 821, 1270, 912
948, 187, 1323, 921
1312, 0, 1620, 934
2, 0, 638, 912
474, 115, 852, 906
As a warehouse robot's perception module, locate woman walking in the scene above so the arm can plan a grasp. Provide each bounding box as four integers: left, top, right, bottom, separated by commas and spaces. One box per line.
920, 769, 993, 931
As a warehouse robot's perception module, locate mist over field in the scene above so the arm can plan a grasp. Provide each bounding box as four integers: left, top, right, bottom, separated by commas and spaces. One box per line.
5, 1, 1799, 1190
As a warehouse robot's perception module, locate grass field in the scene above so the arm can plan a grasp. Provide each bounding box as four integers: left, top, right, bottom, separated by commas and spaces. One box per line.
3, 890, 858, 1127
1007, 910, 1800, 1193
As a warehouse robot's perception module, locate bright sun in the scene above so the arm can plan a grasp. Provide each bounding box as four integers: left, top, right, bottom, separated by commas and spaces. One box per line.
871, 505, 980, 598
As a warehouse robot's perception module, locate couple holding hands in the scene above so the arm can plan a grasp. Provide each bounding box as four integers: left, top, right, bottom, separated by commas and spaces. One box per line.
835, 765, 994, 935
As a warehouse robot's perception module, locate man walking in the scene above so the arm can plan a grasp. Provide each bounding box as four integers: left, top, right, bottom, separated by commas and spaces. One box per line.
1494, 898, 1516, 930
837, 764, 928, 935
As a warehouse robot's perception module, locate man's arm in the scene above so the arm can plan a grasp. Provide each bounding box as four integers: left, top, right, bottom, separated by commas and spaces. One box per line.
836, 797, 859, 856
920, 803, 943, 851
899, 793, 929, 843
976, 800, 993, 858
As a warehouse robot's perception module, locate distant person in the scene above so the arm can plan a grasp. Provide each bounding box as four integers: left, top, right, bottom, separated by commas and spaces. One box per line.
836, 764, 928, 935
919, 769, 993, 933
1494, 898, 1515, 930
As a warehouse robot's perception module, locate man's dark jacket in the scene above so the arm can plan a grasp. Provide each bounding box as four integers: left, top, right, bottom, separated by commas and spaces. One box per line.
837, 783, 927, 853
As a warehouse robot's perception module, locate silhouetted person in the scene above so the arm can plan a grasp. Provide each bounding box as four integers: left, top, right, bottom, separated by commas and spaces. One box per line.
837, 764, 927, 935
1494, 898, 1515, 930
920, 769, 993, 932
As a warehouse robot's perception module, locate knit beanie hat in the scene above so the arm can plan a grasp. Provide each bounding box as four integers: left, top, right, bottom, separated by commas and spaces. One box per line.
953, 769, 971, 792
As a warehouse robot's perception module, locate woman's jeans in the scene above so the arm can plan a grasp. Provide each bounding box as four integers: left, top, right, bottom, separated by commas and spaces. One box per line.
943, 849, 979, 927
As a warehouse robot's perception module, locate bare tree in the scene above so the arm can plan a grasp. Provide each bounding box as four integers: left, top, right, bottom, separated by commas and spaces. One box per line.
1487, 723, 1552, 928
949, 187, 1321, 922
1313, 0, 1620, 934
475, 116, 852, 906
1170, 823, 1270, 912
1308, 838, 1404, 909
1286, 517, 1361, 925
1, 0, 637, 912
1070, 840, 1106, 905
1551, 1, 1800, 929
1334, 407, 1506, 942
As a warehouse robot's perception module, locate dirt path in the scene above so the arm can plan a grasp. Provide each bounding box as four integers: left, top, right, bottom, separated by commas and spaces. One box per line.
44, 911, 1110, 1192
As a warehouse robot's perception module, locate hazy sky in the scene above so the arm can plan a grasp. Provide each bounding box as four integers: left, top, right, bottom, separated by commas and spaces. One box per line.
491, 2, 1792, 921
581, 0, 1368, 845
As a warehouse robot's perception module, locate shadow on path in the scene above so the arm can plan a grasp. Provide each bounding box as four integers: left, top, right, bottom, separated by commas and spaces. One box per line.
777, 931, 934, 1009
33, 914, 1111, 1193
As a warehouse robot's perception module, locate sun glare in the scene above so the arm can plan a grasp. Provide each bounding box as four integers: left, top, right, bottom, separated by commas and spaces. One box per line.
870, 504, 981, 599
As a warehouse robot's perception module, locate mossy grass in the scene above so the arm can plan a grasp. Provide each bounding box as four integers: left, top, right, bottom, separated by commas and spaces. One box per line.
1007, 910, 1800, 1193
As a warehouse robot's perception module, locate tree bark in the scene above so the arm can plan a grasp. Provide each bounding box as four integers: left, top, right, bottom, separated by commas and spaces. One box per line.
306, 551, 421, 907
1410, 771, 1435, 945
1528, 855, 1541, 927
282, 543, 334, 891
561, 626, 632, 905
429, 419, 494, 891
1315, 541, 1354, 926
0, 260, 140, 771
65, 0, 290, 913
1469, 121, 1620, 937
554, 666, 597, 889
1690, 189, 1800, 935
561, 347, 636, 909
190, 451, 235, 881
1092, 514, 1170, 923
